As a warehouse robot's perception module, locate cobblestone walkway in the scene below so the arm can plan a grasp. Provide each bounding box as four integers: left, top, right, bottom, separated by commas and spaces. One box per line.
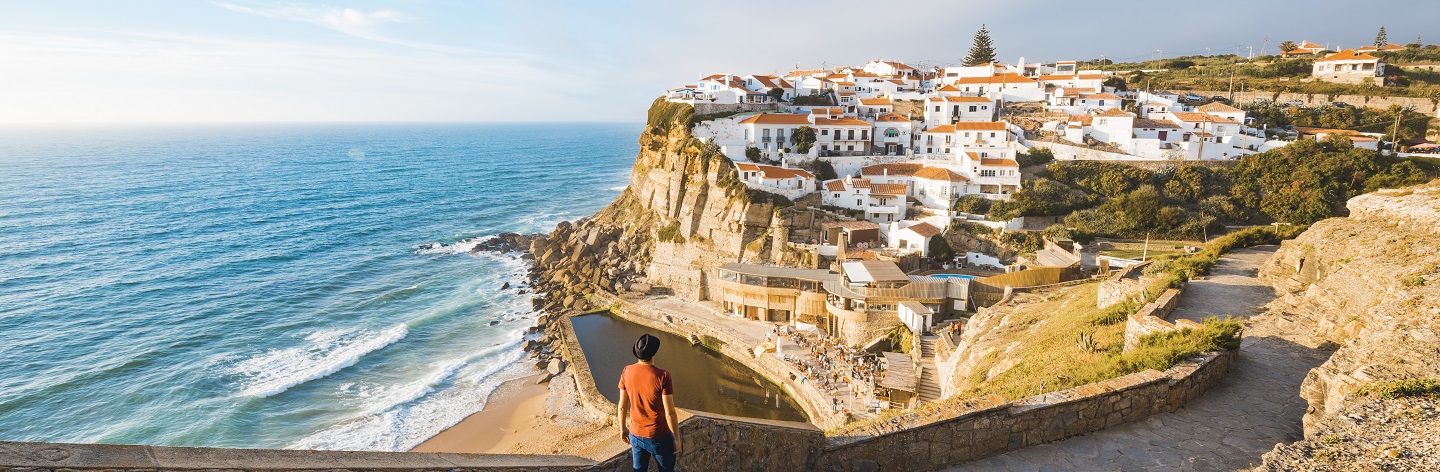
947, 246, 1334, 471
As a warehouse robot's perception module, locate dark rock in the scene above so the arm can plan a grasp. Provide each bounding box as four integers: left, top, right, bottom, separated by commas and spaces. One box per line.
501, 281, 511, 290
488, 320, 500, 326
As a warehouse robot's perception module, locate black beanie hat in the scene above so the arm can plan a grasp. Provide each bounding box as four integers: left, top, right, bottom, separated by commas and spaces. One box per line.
633, 333, 660, 360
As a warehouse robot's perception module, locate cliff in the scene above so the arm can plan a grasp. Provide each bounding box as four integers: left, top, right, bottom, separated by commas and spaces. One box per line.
527, 99, 843, 318
1254, 181, 1440, 469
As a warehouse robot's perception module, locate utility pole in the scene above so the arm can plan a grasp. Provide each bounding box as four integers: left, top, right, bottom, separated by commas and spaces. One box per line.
1390, 112, 1402, 155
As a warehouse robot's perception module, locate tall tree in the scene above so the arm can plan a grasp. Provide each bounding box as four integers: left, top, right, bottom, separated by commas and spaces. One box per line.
1375, 25, 1388, 47
1278, 40, 1298, 53
963, 25, 997, 66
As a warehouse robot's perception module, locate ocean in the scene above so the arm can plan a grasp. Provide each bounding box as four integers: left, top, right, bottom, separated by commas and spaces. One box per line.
0, 123, 639, 451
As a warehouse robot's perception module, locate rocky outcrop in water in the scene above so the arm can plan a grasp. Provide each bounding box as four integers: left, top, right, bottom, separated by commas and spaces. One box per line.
1254, 181, 1440, 470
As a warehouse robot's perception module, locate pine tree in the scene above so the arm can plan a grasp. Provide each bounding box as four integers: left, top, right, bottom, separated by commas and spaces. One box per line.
963, 25, 997, 67
1375, 25, 1388, 47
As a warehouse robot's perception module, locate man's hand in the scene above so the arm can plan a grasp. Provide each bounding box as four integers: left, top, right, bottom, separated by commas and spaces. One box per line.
620, 427, 630, 444
673, 436, 682, 454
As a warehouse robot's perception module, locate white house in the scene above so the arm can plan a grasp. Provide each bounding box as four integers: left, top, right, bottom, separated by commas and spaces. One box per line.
888, 221, 944, 256
911, 166, 971, 209
1088, 108, 1135, 145
822, 177, 908, 224
734, 163, 815, 198
865, 60, 920, 78
949, 74, 1045, 102
1194, 102, 1246, 125
857, 97, 894, 119
815, 116, 874, 156
743, 75, 796, 100
1312, 50, 1385, 85
1038, 73, 1104, 92
923, 96, 996, 125
960, 152, 1020, 197
737, 113, 813, 152
871, 113, 915, 156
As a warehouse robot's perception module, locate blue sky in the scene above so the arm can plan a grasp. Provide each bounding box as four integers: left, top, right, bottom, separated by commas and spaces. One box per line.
1, 1, 1434, 123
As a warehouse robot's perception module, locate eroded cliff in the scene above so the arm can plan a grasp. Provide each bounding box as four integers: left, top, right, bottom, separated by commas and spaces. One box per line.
1255, 181, 1440, 469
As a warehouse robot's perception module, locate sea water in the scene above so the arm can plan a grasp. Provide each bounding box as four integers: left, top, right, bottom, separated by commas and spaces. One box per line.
0, 123, 639, 451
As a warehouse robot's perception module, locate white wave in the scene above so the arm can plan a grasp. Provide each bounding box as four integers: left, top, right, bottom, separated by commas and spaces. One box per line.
231, 325, 408, 398
414, 234, 496, 256
289, 345, 531, 452
607, 184, 628, 191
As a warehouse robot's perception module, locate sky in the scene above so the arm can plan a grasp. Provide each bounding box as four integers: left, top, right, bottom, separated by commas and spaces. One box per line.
1, 0, 1436, 124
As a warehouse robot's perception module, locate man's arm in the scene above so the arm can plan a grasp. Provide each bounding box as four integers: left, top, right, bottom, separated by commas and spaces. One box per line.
661, 394, 681, 453
617, 388, 630, 444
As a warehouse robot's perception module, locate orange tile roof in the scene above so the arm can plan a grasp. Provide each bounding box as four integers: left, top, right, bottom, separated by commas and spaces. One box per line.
980, 157, 1018, 166
825, 220, 882, 230
1059, 88, 1097, 97
913, 166, 968, 182
1081, 93, 1123, 100
869, 183, 908, 195
1038, 73, 1105, 81
1134, 119, 1180, 129
933, 96, 993, 103
735, 163, 760, 171
951, 122, 1009, 131
904, 222, 943, 238
852, 72, 880, 77
861, 163, 924, 176
825, 180, 847, 191
815, 117, 871, 126
738, 113, 813, 125
923, 124, 956, 134
1196, 102, 1243, 113
936, 84, 963, 92
876, 113, 909, 122
1068, 115, 1094, 126
1096, 108, 1131, 117
878, 60, 916, 70
952, 74, 1036, 84
1171, 112, 1239, 124
1317, 49, 1380, 62
860, 98, 893, 105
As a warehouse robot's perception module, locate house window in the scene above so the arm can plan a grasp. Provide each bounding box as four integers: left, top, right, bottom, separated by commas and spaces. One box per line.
822, 129, 829, 135
968, 106, 977, 112
847, 145, 854, 151
990, 132, 996, 138
857, 199, 863, 205
847, 130, 855, 140
885, 129, 899, 137
934, 105, 940, 112
963, 132, 970, 137
833, 193, 841, 198
981, 170, 997, 177
763, 129, 771, 138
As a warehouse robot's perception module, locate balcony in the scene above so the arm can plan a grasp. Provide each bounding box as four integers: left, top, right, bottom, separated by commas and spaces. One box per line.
825, 301, 870, 323
866, 204, 901, 213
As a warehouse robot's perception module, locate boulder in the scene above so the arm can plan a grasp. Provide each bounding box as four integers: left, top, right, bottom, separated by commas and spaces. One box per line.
547, 358, 566, 375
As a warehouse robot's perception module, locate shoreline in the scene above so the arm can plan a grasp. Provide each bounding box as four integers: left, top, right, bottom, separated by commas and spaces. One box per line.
410, 373, 551, 454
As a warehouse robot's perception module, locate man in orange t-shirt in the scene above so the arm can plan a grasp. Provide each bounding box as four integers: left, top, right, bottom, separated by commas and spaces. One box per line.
618, 333, 680, 472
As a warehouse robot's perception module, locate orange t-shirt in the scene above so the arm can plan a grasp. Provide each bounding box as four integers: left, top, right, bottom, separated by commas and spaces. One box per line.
618, 363, 674, 438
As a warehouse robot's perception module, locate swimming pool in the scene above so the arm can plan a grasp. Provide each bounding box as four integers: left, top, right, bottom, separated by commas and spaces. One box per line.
927, 273, 976, 281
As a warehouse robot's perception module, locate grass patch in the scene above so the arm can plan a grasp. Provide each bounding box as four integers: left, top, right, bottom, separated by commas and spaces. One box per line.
656, 221, 685, 244
948, 283, 1241, 401
1145, 225, 1307, 279
884, 324, 914, 354
1099, 249, 1181, 260
1355, 378, 1440, 399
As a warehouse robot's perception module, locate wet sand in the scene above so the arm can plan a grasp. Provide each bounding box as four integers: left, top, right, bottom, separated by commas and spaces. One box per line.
411, 374, 551, 453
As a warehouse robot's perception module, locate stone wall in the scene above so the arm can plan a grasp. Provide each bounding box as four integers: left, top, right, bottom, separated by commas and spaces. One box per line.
815, 350, 1235, 471
1175, 89, 1440, 115
1123, 288, 1194, 351
690, 102, 779, 116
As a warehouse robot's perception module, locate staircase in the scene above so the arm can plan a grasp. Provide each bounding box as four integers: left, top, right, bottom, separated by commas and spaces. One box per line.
917, 335, 943, 403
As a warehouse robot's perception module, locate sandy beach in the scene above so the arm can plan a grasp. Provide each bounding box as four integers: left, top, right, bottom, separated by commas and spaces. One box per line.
411, 369, 624, 460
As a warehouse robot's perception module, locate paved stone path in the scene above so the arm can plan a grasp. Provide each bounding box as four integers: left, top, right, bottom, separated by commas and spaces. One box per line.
947, 246, 1334, 472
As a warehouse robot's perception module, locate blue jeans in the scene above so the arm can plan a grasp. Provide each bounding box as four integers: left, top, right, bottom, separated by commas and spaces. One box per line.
629, 433, 676, 472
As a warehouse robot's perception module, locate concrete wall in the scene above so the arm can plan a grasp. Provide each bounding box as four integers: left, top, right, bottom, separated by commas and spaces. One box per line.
1123, 288, 1195, 351
690, 102, 779, 116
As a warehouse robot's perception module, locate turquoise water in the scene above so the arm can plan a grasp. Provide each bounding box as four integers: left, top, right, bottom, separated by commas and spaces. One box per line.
927, 274, 975, 281
0, 123, 639, 451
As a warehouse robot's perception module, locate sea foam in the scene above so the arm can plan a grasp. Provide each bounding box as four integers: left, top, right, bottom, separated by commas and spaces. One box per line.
231, 324, 409, 398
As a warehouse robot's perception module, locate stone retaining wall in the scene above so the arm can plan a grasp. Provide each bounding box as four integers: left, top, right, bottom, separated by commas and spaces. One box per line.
555, 314, 621, 419
815, 350, 1235, 471
1123, 287, 1193, 351
1174, 89, 1440, 115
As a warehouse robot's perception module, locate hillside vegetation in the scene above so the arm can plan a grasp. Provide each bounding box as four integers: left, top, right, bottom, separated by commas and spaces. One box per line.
988, 141, 1439, 240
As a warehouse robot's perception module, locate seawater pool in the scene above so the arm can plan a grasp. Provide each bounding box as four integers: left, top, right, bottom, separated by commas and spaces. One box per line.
569, 313, 808, 423
927, 274, 976, 281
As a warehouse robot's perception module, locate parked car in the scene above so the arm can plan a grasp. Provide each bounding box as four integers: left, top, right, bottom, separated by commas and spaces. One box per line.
1211, 95, 1230, 103
1331, 101, 1351, 108
1184, 93, 1203, 102
1283, 99, 1305, 107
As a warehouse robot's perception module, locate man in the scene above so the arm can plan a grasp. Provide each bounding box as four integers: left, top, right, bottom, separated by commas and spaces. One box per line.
618, 333, 681, 472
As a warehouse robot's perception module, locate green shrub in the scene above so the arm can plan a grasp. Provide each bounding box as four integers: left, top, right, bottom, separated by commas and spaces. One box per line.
1017, 147, 1055, 168
745, 146, 761, 162
1119, 317, 1243, 372
953, 194, 992, 214
884, 324, 914, 354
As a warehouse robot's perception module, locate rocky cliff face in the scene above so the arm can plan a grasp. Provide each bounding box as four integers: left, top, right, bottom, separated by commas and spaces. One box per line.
1254, 181, 1440, 468
526, 100, 845, 319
